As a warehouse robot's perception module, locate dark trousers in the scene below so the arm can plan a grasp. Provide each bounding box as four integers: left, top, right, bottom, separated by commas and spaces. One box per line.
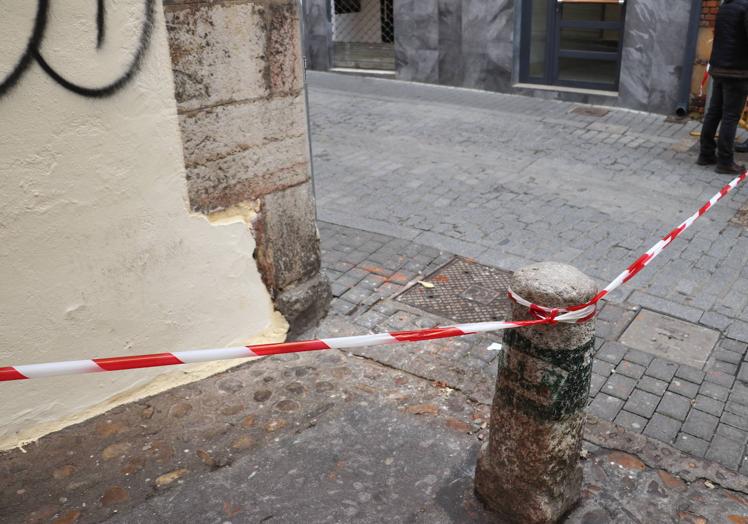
700, 77, 748, 166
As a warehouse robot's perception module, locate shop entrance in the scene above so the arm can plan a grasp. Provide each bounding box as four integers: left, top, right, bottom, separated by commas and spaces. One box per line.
520, 0, 626, 91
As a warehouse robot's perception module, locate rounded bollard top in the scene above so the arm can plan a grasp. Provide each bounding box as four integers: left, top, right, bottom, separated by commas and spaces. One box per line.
509, 262, 597, 354
511, 262, 597, 310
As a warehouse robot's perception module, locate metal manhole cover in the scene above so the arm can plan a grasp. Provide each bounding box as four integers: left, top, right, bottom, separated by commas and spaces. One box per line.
396, 257, 513, 323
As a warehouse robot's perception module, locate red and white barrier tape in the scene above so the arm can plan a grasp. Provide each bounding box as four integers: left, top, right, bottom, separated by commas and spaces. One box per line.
699, 65, 710, 98
512, 171, 748, 319
1, 172, 746, 382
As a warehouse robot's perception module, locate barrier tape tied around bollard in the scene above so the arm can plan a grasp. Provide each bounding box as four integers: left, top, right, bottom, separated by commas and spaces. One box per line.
1, 172, 746, 382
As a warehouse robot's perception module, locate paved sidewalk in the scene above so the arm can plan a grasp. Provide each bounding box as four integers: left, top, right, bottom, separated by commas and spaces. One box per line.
308, 71, 748, 474
3, 314, 748, 524
308, 72, 748, 338
4, 73, 748, 523
3, 217, 748, 521
318, 221, 748, 473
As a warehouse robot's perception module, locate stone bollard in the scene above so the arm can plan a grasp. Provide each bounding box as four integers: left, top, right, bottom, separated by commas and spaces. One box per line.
474, 262, 597, 524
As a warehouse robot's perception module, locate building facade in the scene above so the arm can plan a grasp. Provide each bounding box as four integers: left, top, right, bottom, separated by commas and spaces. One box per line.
303, 0, 708, 115
0, 0, 328, 449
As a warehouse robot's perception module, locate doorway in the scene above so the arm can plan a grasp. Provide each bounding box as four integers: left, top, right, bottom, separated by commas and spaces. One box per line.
331, 0, 395, 71
520, 0, 626, 91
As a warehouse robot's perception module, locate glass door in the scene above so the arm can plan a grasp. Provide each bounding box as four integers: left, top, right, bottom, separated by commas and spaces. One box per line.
521, 0, 626, 91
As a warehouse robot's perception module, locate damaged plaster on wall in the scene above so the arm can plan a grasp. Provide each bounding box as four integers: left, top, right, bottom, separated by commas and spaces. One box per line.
0, 1, 291, 450
164, 0, 331, 338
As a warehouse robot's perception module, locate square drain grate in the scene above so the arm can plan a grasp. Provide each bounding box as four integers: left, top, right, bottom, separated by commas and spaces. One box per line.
396, 257, 513, 323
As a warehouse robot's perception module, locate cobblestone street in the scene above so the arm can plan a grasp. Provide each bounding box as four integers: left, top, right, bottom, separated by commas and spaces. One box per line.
5, 318, 748, 523
6, 74, 748, 524
9, 0, 748, 520
309, 72, 748, 333
309, 72, 748, 474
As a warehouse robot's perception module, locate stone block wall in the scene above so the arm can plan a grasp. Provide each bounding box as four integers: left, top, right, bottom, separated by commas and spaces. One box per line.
163, 0, 330, 336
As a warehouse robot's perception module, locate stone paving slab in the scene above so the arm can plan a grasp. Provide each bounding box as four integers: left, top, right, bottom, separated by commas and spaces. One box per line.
619, 309, 720, 368
318, 220, 748, 474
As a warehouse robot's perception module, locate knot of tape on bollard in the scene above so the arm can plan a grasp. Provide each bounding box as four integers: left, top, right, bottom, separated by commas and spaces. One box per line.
507, 288, 598, 325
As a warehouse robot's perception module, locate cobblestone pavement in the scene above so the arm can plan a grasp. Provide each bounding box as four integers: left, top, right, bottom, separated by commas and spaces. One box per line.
3, 314, 748, 523
308, 71, 748, 336
317, 216, 748, 475
308, 71, 748, 475
3, 212, 748, 521
6, 73, 748, 522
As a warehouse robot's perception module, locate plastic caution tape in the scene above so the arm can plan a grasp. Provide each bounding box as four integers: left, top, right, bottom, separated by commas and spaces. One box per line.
1, 171, 745, 382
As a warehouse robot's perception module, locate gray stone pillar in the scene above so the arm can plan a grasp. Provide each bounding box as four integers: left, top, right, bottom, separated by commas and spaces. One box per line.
474, 262, 597, 524
301, 0, 333, 71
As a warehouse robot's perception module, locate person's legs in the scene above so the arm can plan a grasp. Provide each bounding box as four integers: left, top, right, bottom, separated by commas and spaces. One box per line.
716, 79, 748, 168
700, 78, 724, 162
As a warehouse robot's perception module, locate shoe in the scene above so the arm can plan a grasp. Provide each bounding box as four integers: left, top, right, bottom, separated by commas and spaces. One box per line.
696, 155, 717, 166
735, 140, 748, 153
715, 162, 746, 175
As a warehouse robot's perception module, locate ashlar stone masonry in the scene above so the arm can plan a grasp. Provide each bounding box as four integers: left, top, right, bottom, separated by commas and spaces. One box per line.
163, 0, 330, 335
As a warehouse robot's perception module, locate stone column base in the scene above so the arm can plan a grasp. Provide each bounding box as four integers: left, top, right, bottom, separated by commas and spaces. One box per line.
275, 273, 331, 338
475, 439, 582, 524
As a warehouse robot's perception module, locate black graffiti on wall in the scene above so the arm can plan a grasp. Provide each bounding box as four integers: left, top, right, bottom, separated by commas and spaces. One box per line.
0, 0, 154, 99
97, 0, 107, 49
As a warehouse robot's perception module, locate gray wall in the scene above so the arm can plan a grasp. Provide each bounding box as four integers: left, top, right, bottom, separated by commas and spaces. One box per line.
395, 0, 514, 91
302, 0, 333, 70
618, 0, 694, 114
305, 0, 696, 115
394, 0, 696, 114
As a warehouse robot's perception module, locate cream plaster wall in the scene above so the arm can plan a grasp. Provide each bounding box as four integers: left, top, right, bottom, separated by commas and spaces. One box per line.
0, 1, 286, 450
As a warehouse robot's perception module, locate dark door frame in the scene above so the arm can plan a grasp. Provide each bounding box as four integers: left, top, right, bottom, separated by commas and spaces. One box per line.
519, 0, 627, 91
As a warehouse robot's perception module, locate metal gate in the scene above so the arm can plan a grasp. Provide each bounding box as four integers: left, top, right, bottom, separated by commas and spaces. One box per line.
331, 0, 394, 71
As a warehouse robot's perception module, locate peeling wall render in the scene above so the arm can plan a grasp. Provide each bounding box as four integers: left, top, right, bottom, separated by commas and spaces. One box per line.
164, 0, 331, 337
0, 1, 288, 449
